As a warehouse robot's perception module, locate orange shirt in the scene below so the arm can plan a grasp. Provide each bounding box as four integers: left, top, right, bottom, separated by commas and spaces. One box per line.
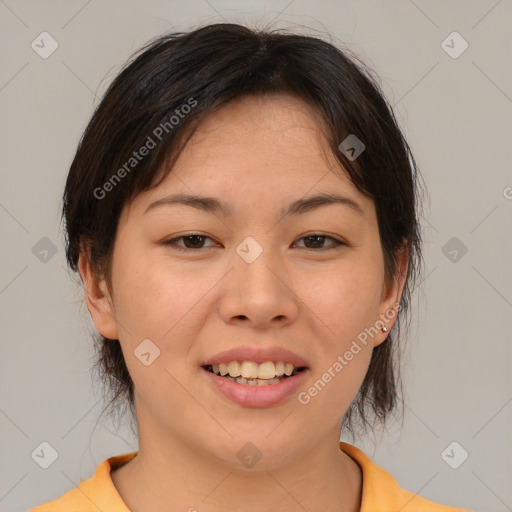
28, 442, 471, 511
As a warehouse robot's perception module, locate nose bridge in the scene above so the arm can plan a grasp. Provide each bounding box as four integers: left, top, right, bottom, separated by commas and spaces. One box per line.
234, 234, 282, 295
225, 233, 296, 324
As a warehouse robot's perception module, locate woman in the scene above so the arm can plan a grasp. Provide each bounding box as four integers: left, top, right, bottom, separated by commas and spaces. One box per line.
29, 23, 470, 512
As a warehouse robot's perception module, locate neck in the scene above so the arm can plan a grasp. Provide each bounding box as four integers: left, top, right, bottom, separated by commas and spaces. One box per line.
111, 408, 362, 512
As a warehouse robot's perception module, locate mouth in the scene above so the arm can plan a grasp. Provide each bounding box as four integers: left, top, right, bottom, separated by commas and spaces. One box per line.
202, 361, 308, 386
201, 360, 310, 407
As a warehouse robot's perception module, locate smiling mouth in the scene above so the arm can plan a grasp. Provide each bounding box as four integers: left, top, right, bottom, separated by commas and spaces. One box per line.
202, 363, 307, 386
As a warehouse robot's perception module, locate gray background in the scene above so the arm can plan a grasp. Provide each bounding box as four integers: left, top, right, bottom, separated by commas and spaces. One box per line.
1, 1, 511, 511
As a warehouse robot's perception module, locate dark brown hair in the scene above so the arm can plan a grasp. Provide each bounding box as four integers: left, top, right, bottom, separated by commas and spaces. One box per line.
63, 23, 423, 437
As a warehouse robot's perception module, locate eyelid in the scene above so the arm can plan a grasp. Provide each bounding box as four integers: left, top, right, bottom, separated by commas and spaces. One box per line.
292, 233, 347, 250
163, 232, 349, 252
163, 232, 217, 251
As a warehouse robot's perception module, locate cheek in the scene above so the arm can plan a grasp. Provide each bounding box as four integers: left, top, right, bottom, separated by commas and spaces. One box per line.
294, 257, 382, 410
111, 247, 223, 363
301, 257, 384, 339
109, 250, 205, 403
111, 248, 187, 333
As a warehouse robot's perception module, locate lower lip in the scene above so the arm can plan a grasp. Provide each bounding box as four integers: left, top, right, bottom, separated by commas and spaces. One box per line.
201, 367, 309, 408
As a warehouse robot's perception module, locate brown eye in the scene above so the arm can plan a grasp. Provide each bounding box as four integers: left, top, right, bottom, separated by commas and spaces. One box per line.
164, 234, 216, 251
182, 235, 207, 249
293, 234, 346, 250
164, 232, 346, 253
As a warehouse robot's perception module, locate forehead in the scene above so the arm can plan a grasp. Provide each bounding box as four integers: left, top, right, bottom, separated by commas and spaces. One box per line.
128, 94, 372, 218
186, 94, 331, 161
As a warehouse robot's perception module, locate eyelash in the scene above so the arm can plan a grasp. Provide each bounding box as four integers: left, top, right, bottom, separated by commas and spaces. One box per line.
163, 232, 347, 252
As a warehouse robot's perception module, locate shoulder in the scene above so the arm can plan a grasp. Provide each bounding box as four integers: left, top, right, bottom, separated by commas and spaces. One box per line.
27, 452, 137, 512
340, 442, 473, 512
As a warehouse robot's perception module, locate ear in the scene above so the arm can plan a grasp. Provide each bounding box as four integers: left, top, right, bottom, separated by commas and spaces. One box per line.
78, 251, 119, 340
373, 242, 409, 348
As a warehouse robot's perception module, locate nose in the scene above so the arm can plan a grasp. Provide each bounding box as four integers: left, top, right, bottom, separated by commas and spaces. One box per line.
218, 243, 299, 329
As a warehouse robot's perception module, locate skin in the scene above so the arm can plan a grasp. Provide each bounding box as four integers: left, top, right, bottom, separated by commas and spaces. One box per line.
79, 93, 408, 512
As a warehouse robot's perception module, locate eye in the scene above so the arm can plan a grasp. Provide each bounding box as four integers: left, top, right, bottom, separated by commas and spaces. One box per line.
163, 233, 216, 252
292, 233, 347, 251
163, 232, 346, 252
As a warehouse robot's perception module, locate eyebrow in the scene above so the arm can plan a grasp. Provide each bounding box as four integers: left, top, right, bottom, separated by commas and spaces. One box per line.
144, 192, 364, 217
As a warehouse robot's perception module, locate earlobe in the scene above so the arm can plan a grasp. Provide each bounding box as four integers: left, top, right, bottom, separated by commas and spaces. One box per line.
374, 243, 409, 347
78, 252, 119, 340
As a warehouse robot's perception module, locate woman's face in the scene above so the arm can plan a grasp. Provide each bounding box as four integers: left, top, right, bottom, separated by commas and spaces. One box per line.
82, 93, 405, 469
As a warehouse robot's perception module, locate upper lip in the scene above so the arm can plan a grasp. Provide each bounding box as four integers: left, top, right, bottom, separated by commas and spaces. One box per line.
201, 346, 309, 367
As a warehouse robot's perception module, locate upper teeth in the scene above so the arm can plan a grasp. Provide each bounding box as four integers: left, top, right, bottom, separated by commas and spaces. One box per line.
211, 361, 297, 379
